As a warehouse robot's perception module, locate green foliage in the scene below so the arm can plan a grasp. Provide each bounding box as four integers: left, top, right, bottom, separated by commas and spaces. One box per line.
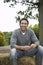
16, 16, 20, 22
32, 24, 39, 39
0, 32, 7, 46
4, 0, 10, 3
28, 24, 39, 39
4, 32, 12, 45
0, 32, 12, 46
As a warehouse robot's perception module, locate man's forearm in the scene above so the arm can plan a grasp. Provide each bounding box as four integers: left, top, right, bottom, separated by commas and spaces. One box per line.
14, 45, 24, 50
30, 43, 38, 48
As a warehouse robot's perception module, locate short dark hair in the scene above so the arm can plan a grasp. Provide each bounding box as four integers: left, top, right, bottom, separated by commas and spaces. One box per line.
20, 18, 29, 24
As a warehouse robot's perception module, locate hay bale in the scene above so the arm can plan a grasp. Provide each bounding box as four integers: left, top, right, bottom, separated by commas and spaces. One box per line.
17, 56, 35, 65
0, 53, 11, 65
0, 53, 35, 65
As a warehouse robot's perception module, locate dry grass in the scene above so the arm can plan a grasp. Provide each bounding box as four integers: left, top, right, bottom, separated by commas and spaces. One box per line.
0, 53, 10, 57
0, 53, 35, 65
0, 53, 11, 65
17, 56, 35, 65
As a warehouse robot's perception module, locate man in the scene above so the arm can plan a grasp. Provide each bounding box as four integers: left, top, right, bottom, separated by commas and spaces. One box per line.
10, 18, 42, 65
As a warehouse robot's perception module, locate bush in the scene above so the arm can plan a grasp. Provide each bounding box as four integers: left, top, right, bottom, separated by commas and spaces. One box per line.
4, 32, 12, 45
0, 32, 7, 46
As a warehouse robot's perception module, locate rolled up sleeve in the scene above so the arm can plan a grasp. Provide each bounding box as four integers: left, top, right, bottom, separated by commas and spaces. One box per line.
10, 31, 17, 48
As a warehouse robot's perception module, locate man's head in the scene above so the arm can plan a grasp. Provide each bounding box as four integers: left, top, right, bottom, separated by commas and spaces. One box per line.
19, 18, 29, 32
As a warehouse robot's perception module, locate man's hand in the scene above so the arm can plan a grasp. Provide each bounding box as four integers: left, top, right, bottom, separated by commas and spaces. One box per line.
22, 46, 31, 51
30, 44, 37, 48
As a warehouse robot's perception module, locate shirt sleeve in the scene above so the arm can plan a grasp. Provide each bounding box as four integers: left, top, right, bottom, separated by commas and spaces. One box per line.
10, 31, 17, 48
30, 30, 40, 46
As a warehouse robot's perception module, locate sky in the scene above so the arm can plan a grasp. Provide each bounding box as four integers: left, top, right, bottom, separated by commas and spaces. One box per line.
0, 0, 39, 32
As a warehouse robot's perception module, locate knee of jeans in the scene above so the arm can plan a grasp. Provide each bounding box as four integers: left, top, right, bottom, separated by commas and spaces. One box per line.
10, 48, 16, 59
38, 45, 43, 56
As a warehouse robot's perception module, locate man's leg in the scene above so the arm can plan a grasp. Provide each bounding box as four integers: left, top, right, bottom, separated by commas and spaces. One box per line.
35, 55, 42, 65
10, 48, 17, 65
10, 48, 24, 65
35, 46, 43, 65
24, 46, 42, 65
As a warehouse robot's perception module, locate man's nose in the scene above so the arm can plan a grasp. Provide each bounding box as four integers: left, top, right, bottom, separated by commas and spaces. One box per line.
22, 24, 26, 26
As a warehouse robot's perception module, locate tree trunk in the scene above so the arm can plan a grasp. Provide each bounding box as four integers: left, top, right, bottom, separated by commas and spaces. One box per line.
39, 0, 43, 46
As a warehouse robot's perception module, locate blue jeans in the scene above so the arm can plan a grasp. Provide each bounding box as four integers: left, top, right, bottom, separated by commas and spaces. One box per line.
10, 45, 43, 65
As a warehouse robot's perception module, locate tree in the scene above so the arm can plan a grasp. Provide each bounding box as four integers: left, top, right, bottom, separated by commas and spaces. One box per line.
39, 0, 43, 45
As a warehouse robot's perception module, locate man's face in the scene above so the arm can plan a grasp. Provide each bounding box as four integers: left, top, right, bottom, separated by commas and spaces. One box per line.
20, 20, 28, 32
